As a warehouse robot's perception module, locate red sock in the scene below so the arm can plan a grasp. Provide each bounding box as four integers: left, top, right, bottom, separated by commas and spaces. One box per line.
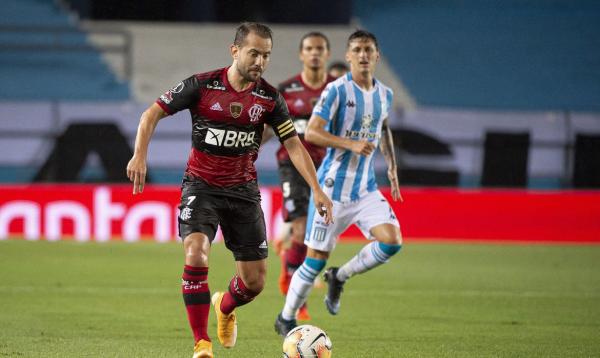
285, 241, 307, 272
220, 275, 259, 315
182, 265, 210, 342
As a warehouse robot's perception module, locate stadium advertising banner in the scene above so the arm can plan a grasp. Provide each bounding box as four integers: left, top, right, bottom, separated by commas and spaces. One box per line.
1, 185, 599, 243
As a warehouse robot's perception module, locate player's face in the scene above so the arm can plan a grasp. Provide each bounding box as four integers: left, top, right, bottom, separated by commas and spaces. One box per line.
346, 39, 379, 75
232, 32, 272, 82
299, 36, 330, 70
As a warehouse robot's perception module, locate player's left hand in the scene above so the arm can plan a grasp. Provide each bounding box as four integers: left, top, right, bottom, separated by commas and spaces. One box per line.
313, 188, 334, 224
388, 168, 403, 202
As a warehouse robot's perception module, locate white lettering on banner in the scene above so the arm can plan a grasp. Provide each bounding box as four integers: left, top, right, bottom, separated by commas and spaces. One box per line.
94, 187, 126, 242
0, 201, 41, 240
123, 202, 171, 242
45, 201, 90, 242
0, 186, 280, 242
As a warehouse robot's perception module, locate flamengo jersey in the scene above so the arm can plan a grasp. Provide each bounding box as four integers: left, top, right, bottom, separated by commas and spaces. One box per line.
313, 72, 393, 202
156, 67, 297, 197
276, 74, 335, 164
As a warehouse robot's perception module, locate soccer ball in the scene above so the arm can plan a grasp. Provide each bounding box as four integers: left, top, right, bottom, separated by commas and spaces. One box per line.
282, 324, 333, 358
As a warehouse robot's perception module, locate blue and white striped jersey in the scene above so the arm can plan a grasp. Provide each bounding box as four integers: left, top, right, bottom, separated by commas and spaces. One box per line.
312, 72, 393, 202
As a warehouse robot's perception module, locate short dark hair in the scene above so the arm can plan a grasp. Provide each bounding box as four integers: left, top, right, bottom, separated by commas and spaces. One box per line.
346, 29, 379, 50
299, 31, 330, 51
234, 22, 273, 47
327, 61, 349, 72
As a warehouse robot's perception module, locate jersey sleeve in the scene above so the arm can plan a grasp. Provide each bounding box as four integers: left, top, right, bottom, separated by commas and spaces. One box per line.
312, 82, 339, 122
155, 75, 200, 115
268, 92, 298, 142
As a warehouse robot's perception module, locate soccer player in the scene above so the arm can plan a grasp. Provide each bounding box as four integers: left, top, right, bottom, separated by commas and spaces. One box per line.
273, 32, 336, 321
126, 22, 333, 358
274, 29, 403, 336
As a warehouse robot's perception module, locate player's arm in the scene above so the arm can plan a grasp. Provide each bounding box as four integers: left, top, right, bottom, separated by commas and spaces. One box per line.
283, 135, 333, 224
127, 75, 199, 194
305, 114, 375, 156
126, 103, 168, 194
380, 118, 402, 202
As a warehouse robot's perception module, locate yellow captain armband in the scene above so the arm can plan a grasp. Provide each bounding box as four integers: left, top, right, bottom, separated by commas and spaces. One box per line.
277, 119, 295, 137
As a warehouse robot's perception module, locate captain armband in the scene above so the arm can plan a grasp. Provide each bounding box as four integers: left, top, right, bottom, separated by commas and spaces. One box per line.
274, 119, 297, 141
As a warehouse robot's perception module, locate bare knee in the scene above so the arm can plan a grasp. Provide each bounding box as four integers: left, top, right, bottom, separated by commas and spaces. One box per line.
237, 261, 267, 293
372, 224, 402, 245
183, 233, 211, 267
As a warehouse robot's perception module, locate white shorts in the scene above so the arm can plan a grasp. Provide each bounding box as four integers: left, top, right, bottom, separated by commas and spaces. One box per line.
305, 190, 400, 252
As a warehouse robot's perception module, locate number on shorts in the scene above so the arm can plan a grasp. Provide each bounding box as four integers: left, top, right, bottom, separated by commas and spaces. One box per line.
282, 182, 291, 198
186, 196, 196, 205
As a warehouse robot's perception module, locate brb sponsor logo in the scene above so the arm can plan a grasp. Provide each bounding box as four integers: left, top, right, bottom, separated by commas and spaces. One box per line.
204, 128, 255, 148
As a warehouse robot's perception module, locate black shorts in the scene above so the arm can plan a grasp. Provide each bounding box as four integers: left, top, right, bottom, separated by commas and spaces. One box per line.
278, 161, 314, 222
178, 182, 268, 261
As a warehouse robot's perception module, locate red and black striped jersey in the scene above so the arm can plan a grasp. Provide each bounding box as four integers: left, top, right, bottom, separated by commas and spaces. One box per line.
156, 67, 297, 200
276, 73, 336, 165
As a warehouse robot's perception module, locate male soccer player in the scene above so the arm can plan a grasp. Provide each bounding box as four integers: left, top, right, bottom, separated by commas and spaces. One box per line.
126, 22, 333, 358
273, 32, 336, 321
274, 29, 403, 336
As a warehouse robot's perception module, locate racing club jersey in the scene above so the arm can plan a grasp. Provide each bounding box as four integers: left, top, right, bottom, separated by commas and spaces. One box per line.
156, 67, 297, 201
276, 74, 335, 165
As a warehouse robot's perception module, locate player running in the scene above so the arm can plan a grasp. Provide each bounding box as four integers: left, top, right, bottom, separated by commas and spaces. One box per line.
126, 22, 333, 358
274, 29, 403, 336
270, 32, 336, 321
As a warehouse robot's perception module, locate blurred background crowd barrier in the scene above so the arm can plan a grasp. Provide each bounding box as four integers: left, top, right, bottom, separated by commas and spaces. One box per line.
1, 0, 599, 242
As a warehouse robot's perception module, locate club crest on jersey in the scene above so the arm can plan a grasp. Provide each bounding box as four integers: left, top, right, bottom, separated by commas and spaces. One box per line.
230, 102, 243, 118
248, 104, 265, 122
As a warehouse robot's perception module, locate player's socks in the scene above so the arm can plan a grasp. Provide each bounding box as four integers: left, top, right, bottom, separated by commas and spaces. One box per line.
336, 242, 402, 281
282, 241, 307, 292
220, 275, 259, 314
282, 257, 325, 320
182, 265, 211, 342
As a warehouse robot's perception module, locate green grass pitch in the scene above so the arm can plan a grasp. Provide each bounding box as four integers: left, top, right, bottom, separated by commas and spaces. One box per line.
1, 239, 599, 357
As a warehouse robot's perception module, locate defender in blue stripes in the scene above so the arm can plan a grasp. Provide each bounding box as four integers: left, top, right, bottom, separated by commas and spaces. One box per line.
275, 29, 404, 336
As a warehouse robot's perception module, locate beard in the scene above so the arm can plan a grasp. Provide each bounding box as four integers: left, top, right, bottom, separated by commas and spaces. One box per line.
236, 63, 261, 82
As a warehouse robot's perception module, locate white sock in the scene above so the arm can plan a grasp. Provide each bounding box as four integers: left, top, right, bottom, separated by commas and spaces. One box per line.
281, 260, 323, 320
336, 242, 399, 281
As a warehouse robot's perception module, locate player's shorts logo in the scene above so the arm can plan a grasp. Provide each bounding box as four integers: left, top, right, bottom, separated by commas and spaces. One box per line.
248, 104, 265, 122
230, 102, 243, 118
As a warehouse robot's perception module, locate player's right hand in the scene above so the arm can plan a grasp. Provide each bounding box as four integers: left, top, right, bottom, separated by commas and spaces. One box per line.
313, 188, 334, 225
350, 140, 376, 156
126, 155, 147, 195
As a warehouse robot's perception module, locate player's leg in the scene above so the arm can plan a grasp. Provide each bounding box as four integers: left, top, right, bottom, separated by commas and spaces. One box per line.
273, 221, 291, 257
178, 186, 220, 357
183, 233, 213, 358
278, 162, 309, 295
324, 191, 402, 315
275, 247, 329, 336
212, 198, 269, 348
275, 199, 347, 336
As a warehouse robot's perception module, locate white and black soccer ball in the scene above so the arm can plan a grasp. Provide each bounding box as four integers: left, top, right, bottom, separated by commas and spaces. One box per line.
282, 324, 333, 358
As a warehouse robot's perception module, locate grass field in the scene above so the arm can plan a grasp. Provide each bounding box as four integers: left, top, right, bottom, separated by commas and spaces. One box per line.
1, 239, 599, 357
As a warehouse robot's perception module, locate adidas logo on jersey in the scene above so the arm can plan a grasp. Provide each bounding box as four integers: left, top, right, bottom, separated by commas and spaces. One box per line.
259, 240, 268, 249
210, 102, 223, 111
